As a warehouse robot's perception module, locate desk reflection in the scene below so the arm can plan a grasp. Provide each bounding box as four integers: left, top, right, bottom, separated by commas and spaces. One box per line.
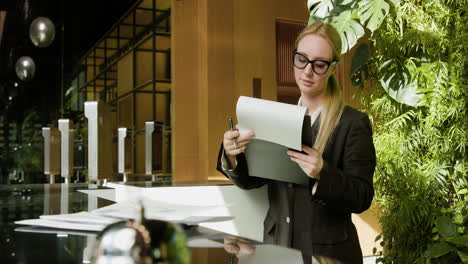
1, 183, 345, 264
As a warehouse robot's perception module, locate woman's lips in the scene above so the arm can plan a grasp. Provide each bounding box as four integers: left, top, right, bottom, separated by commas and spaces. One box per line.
301, 79, 314, 87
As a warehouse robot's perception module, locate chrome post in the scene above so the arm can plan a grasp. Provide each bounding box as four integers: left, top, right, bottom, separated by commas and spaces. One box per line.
118, 127, 128, 182
84, 101, 112, 184
145, 121, 155, 181
58, 119, 73, 184
84, 102, 98, 183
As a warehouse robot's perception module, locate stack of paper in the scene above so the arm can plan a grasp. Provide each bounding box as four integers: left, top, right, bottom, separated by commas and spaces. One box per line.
15, 199, 234, 232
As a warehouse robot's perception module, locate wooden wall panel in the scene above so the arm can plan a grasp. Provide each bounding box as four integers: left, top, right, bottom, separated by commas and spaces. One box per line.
117, 52, 134, 95
135, 133, 145, 174
136, 51, 153, 87
172, 0, 205, 182
155, 93, 170, 124
118, 94, 133, 128
136, 92, 153, 130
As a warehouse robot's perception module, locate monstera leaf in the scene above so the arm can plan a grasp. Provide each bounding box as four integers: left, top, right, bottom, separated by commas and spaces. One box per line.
307, 0, 335, 18
329, 10, 365, 54
350, 43, 371, 86
308, 0, 365, 54
358, 0, 390, 32
307, 0, 390, 54
379, 58, 422, 106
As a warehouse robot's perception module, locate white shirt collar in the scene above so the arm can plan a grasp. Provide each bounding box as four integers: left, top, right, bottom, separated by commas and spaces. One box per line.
298, 97, 322, 126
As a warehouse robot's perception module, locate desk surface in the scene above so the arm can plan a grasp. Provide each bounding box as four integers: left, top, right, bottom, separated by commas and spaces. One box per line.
0, 183, 340, 264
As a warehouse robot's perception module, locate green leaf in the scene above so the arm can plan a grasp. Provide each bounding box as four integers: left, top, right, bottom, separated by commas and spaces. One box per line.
436, 215, 458, 238
423, 242, 456, 259
329, 10, 365, 53
454, 214, 464, 225
349, 43, 371, 85
457, 251, 468, 263
447, 235, 468, 247
379, 58, 422, 106
375, 233, 382, 242
308, 0, 334, 18
388, 0, 399, 6
350, 43, 371, 75
358, 0, 390, 32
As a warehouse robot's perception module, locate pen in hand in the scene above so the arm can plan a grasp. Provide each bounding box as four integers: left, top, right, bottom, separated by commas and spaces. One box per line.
229, 118, 238, 149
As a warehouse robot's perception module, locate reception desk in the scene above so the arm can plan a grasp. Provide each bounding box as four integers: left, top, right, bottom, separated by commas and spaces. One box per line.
0, 183, 354, 263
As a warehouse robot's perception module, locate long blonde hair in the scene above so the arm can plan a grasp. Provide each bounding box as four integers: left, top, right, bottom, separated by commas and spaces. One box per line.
295, 22, 345, 153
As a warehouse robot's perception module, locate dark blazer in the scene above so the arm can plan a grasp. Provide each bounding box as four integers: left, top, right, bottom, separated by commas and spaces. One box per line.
216, 106, 376, 264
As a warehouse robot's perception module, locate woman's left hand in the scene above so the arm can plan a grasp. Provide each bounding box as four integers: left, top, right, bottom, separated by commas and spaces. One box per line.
287, 144, 323, 179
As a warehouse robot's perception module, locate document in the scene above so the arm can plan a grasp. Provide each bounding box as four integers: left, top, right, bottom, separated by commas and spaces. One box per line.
236, 96, 307, 150
15, 226, 97, 236
236, 96, 315, 185
238, 244, 304, 264
15, 199, 234, 232
15, 218, 106, 232
40, 211, 119, 225
91, 199, 234, 224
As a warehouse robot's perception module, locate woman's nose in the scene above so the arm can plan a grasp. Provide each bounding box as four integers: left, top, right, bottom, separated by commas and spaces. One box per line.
303, 62, 314, 76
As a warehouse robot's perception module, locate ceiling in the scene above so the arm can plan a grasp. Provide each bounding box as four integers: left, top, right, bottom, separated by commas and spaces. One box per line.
0, 0, 137, 125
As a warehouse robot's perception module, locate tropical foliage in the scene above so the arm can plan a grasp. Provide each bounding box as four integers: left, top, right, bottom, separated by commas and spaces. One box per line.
307, 0, 467, 263
11, 111, 43, 175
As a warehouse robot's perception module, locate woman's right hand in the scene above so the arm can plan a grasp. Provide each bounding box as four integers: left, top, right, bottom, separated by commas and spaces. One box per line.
223, 236, 255, 257
223, 125, 255, 157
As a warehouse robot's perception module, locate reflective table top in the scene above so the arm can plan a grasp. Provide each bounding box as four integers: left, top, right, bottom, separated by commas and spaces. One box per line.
0, 183, 339, 264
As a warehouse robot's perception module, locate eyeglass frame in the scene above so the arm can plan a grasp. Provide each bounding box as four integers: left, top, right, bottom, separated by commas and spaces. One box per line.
292, 50, 337, 75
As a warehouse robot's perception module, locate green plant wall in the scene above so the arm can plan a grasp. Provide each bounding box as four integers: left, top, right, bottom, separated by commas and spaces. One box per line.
307, 0, 467, 263
367, 1, 467, 263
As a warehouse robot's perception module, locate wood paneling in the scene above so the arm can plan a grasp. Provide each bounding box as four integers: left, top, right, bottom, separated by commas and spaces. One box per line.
118, 94, 133, 128
172, 0, 206, 182
276, 19, 306, 87
117, 52, 134, 95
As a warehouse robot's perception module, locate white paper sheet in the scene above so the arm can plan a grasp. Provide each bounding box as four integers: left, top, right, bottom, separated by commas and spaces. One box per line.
238, 244, 304, 264
78, 189, 116, 201
187, 238, 226, 248
236, 96, 307, 150
15, 226, 97, 236
15, 219, 106, 232
15, 199, 235, 233
40, 211, 119, 225
92, 199, 233, 224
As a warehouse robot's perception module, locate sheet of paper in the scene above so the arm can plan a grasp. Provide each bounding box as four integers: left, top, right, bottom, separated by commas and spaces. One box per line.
238, 244, 304, 264
236, 96, 307, 150
15, 199, 235, 233
78, 189, 116, 201
92, 199, 234, 224
15, 219, 105, 232
187, 238, 226, 248
15, 226, 97, 236
40, 211, 120, 225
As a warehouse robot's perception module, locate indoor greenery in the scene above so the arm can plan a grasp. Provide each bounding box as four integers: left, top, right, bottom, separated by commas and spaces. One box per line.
11, 110, 43, 181
307, 0, 467, 263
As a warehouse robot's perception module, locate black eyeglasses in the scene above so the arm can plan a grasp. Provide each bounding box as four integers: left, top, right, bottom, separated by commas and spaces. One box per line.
293, 50, 336, 75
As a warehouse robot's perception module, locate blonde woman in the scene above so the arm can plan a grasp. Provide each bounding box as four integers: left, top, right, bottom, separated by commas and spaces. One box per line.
218, 21, 376, 264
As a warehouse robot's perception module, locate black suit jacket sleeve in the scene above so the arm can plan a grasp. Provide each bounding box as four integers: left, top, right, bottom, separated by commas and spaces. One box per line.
312, 114, 376, 214
216, 144, 268, 190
